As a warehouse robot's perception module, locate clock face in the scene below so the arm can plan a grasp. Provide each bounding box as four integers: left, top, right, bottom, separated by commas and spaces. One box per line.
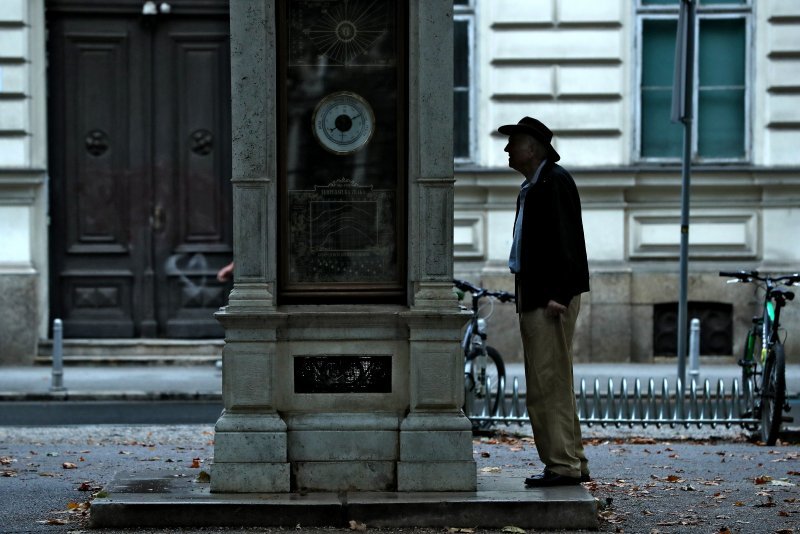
312, 91, 375, 155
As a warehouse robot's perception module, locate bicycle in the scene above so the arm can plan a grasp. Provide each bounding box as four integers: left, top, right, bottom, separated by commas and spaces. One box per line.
453, 279, 515, 428
720, 270, 800, 445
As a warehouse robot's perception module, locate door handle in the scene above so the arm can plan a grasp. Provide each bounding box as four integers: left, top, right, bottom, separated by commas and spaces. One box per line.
152, 205, 165, 232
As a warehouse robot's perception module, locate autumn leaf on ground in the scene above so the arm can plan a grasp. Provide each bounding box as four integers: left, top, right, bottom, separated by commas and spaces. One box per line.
62, 462, 78, 469
480, 466, 501, 473
775, 529, 794, 534
598, 509, 625, 524
190, 458, 202, 468
2, 470, 17, 477
36, 519, 68, 525
195, 471, 211, 483
755, 495, 776, 508
69, 501, 91, 514
348, 520, 366, 531
448, 528, 474, 533
755, 475, 773, 485
501, 526, 526, 533
0, 456, 15, 465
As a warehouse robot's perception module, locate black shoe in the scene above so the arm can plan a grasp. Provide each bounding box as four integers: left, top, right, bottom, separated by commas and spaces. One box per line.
524, 469, 582, 488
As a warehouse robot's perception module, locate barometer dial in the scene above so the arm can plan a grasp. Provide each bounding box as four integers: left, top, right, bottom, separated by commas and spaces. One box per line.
312, 91, 375, 155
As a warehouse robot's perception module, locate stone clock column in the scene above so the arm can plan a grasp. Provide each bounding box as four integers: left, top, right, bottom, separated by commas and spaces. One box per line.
211, 0, 290, 493
213, 0, 474, 493
397, 0, 475, 491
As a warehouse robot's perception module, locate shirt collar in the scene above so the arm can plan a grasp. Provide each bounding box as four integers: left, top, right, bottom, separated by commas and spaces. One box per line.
521, 159, 548, 189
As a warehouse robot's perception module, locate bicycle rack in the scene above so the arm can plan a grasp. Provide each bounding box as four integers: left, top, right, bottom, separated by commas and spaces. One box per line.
465, 375, 761, 429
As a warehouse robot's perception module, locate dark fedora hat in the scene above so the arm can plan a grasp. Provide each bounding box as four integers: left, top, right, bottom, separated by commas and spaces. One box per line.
498, 116, 560, 162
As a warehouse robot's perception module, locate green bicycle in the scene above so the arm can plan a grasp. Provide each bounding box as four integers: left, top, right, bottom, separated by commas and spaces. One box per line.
720, 270, 800, 445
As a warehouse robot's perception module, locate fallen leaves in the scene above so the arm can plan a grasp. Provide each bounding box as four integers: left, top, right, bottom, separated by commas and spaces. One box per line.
62, 462, 78, 469
1, 456, 18, 476
348, 520, 366, 531
37, 501, 91, 526
77, 481, 102, 492
190, 457, 202, 468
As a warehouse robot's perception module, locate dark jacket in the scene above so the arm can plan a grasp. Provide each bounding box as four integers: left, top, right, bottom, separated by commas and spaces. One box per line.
514, 161, 590, 312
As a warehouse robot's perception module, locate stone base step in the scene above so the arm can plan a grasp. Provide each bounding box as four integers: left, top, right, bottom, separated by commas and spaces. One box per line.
90, 470, 598, 530
36, 339, 223, 365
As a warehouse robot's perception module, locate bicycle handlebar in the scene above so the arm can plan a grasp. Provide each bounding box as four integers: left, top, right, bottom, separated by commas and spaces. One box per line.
453, 279, 516, 303
719, 270, 800, 285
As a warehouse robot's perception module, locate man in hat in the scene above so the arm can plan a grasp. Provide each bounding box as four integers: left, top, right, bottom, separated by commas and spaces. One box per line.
499, 116, 590, 487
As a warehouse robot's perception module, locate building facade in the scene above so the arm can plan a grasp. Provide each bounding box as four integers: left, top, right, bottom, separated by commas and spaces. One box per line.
0, 0, 798, 364
452, 0, 800, 363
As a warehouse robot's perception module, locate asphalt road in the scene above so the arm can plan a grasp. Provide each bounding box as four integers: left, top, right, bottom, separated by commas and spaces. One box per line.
0, 400, 223, 426
0, 425, 798, 534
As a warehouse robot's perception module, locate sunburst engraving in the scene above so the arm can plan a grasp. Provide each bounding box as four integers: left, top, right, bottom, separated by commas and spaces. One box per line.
307, 0, 388, 65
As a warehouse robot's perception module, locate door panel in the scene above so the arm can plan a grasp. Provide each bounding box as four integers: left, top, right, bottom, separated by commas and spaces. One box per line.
49, 15, 144, 337
48, 2, 231, 339
153, 18, 231, 337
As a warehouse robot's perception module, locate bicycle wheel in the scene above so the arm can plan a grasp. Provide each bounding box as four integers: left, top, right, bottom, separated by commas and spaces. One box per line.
740, 329, 760, 428
465, 346, 506, 425
760, 342, 786, 445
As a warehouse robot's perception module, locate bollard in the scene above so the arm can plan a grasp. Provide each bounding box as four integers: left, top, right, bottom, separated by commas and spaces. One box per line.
688, 317, 700, 378
50, 319, 66, 392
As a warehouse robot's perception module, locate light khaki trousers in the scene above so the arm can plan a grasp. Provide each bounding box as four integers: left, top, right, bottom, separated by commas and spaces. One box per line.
519, 294, 588, 478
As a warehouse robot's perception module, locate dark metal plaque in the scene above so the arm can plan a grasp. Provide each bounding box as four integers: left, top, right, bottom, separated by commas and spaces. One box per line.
294, 355, 392, 393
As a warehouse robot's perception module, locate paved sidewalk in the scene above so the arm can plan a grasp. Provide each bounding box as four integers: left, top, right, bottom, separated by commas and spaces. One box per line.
0, 362, 797, 399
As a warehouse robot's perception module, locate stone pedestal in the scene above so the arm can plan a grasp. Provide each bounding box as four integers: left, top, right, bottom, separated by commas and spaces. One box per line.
212, 0, 473, 493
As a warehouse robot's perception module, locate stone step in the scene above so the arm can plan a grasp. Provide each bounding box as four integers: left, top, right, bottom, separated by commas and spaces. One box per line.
90, 470, 598, 530
36, 339, 223, 365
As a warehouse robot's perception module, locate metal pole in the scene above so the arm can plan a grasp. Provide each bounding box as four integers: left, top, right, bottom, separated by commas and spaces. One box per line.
674, 0, 695, 391
689, 318, 700, 377
677, 117, 692, 388
50, 318, 66, 392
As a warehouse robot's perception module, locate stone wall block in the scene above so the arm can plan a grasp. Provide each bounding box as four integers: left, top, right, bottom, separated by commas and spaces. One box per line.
292, 462, 395, 492
223, 343, 274, 410
0, 0, 24, 22
573, 298, 592, 363
590, 272, 631, 304
412, 347, 459, 408
0, 274, 37, 365
491, 0, 554, 24
399, 430, 472, 461
287, 431, 398, 462
214, 432, 287, 463
210, 462, 290, 493
630, 304, 653, 364
397, 461, 477, 491
588, 303, 632, 362
557, 0, 621, 24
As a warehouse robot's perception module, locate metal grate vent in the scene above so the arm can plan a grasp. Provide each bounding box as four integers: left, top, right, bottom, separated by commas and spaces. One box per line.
653, 302, 733, 356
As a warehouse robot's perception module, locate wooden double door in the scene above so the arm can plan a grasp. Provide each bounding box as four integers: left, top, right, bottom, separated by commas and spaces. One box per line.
47, 1, 232, 338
